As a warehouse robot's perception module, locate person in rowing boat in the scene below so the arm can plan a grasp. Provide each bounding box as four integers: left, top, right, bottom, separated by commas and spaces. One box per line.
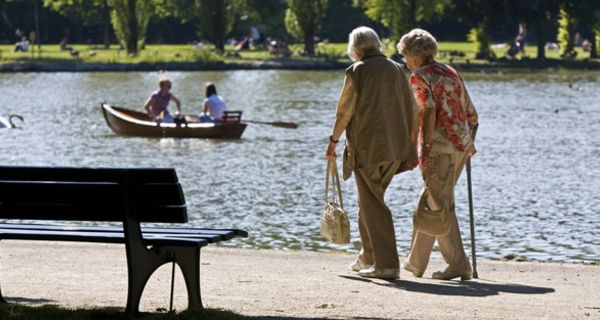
144, 78, 182, 122
200, 83, 227, 122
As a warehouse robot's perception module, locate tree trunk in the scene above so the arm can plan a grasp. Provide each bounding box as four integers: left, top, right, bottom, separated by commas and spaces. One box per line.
33, 0, 41, 51
126, 0, 138, 55
213, 0, 225, 52
535, 20, 545, 61
590, 32, 597, 58
103, 0, 110, 49
304, 33, 314, 56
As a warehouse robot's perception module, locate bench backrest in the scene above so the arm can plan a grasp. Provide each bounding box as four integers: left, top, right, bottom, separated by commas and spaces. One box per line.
0, 166, 187, 223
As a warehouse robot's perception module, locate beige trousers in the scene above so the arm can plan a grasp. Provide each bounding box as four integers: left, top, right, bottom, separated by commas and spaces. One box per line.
408, 152, 472, 274
355, 161, 404, 269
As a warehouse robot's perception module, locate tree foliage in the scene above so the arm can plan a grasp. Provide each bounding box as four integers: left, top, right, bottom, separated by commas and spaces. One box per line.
361, 0, 449, 40
44, 0, 112, 48
284, 0, 328, 56
109, 0, 152, 55
154, 0, 241, 52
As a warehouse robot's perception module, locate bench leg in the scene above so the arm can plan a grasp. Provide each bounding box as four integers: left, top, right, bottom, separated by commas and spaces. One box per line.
124, 245, 203, 317
125, 248, 166, 317
175, 247, 202, 310
0, 285, 6, 303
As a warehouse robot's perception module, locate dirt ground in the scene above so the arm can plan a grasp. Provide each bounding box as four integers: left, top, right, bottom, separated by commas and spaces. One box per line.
1, 241, 598, 319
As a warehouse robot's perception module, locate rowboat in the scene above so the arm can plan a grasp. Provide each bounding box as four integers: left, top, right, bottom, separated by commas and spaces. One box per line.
101, 104, 247, 139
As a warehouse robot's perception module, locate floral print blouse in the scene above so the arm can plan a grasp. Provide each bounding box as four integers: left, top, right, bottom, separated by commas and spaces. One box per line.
410, 62, 478, 157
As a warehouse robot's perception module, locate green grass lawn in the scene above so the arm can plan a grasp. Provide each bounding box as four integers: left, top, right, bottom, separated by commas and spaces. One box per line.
0, 303, 249, 320
0, 41, 597, 66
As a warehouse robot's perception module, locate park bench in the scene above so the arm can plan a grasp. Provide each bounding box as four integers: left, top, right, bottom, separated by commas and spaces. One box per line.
0, 166, 247, 317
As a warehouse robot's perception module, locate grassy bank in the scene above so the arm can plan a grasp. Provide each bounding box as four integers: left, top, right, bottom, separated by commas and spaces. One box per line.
1, 42, 598, 69
0, 303, 249, 320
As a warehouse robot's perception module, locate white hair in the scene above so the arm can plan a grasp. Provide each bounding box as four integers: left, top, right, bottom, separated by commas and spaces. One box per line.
347, 26, 382, 61
397, 28, 438, 60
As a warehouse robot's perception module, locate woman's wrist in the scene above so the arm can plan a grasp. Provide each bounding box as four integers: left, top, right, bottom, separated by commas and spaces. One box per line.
329, 135, 339, 144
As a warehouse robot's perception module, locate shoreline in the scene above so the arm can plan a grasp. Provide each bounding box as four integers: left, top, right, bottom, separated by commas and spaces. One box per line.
1, 58, 599, 73
1, 241, 598, 319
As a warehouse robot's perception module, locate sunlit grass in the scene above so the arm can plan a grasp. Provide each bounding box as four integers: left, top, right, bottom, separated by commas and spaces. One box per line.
0, 42, 597, 66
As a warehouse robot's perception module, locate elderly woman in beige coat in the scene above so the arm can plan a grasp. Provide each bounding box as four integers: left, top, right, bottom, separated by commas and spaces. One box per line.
397, 29, 479, 280
326, 26, 418, 279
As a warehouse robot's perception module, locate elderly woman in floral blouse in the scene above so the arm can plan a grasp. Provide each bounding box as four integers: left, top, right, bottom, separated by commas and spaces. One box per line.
397, 28, 479, 280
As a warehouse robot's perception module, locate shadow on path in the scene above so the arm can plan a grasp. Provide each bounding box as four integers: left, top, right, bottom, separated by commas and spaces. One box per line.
338, 275, 554, 297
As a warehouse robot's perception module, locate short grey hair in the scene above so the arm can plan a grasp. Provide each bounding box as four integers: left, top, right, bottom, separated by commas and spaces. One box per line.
397, 28, 438, 60
347, 26, 382, 61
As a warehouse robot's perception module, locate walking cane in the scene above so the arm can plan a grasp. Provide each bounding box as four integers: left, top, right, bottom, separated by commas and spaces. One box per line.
467, 124, 479, 278
466, 158, 478, 278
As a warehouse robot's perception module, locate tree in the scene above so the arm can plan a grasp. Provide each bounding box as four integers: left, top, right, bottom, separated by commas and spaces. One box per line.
560, 0, 600, 58
44, 0, 112, 48
509, 0, 561, 61
109, 0, 152, 56
450, 0, 510, 60
557, 8, 575, 58
284, 0, 328, 56
154, 0, 240, 52
361, 0, 449, 40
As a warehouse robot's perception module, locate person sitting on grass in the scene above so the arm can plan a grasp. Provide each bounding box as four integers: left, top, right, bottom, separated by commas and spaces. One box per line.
144, 78, 182, 123
200, 83, 227, 122
13, 36, 29, 52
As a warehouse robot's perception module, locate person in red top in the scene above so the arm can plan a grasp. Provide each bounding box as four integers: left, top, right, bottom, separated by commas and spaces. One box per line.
397, 28, 479, 281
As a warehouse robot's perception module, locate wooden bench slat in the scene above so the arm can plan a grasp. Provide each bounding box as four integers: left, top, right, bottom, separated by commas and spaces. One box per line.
0, 166, 179, 184
0, 229, 208, 247
0, 224, 227, 243
0, 223, 242, 240
0, 204, 187, 223
0, 182, 185, 206
0, 181, 124, 204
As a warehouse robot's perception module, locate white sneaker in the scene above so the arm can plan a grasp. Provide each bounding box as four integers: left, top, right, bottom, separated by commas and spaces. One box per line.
358, 267, 400, 279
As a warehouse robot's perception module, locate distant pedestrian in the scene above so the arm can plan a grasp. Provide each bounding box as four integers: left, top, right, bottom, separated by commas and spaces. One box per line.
515, 22, 527, 57
326, 26, 418, 279
397, 28, 479, 280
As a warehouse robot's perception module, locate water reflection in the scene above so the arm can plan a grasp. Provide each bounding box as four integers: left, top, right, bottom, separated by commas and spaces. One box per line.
0, 70, 599, 262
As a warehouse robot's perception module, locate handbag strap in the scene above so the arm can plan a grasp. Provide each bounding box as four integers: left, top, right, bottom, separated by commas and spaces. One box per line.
325, 159, 344, 209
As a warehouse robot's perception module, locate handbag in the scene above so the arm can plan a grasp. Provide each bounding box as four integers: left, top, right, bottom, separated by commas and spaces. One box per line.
320, 159, 350, 244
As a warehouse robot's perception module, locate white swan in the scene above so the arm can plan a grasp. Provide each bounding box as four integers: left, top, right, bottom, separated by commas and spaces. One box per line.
0, 114, 24, 129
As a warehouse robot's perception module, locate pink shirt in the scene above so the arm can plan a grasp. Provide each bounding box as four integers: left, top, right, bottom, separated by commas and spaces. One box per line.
148, 90, 172, 117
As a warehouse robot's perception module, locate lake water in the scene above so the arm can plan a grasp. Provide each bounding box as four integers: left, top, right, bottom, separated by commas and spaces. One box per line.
1, 69, 598, 263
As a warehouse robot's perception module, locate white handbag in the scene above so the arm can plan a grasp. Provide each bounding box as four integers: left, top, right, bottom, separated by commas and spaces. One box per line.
320, 159, 350, 244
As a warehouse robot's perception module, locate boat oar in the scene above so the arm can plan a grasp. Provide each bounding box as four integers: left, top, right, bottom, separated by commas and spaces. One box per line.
244, 120, 298, 129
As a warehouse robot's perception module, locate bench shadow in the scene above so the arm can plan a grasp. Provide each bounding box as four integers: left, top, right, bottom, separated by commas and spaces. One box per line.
338, 275, 555, 297
4, 296, 55, 304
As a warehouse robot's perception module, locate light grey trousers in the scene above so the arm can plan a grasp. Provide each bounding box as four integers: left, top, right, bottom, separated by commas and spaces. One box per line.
408, 151, 472, 274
